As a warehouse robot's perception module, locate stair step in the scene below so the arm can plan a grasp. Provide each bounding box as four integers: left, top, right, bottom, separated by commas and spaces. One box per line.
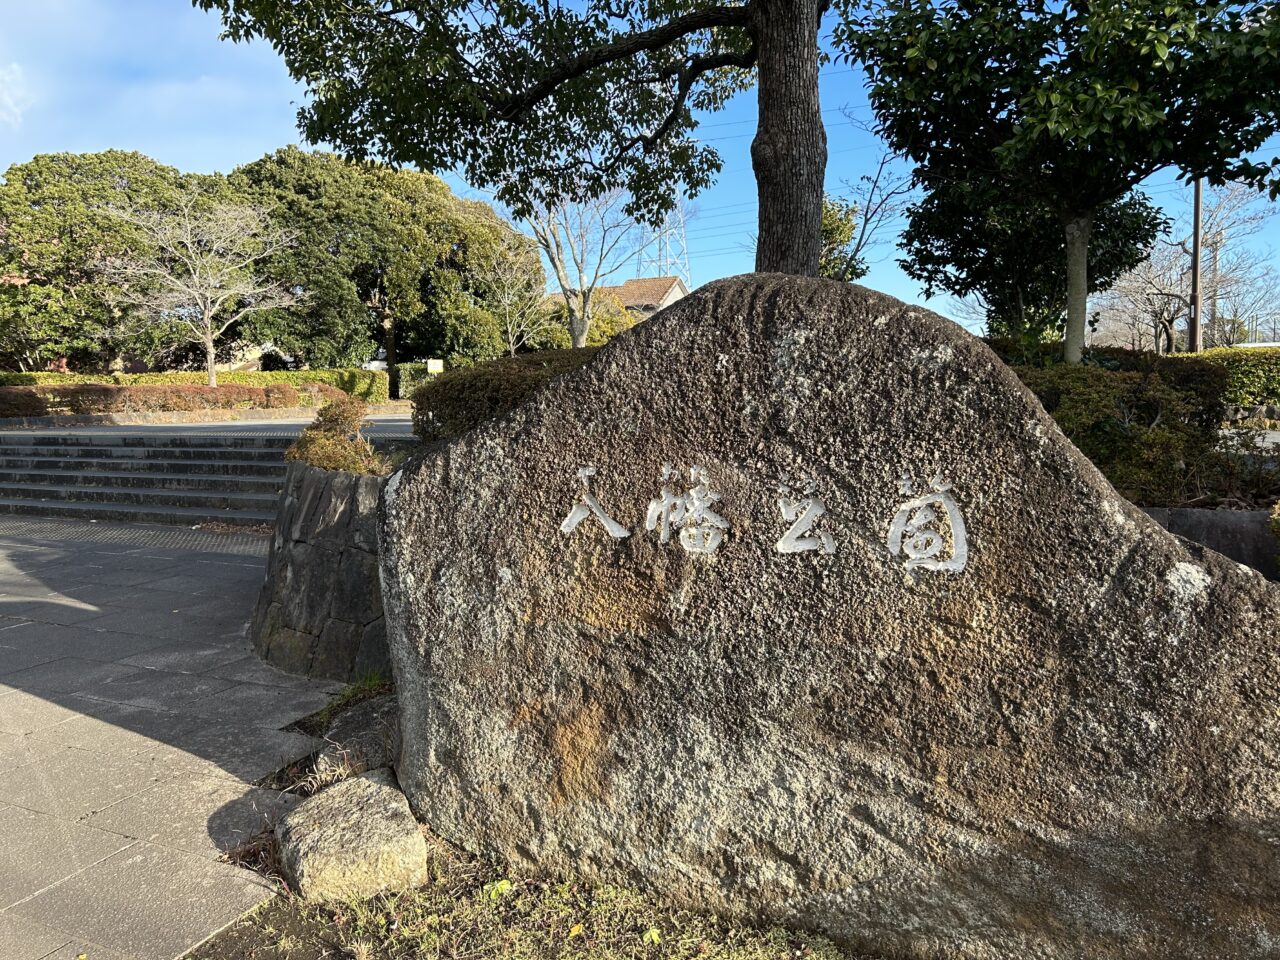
0, 483, 281, 512
0, 456, 288, 477
0, 468, 284, 494
0, 497, 276, 527
0, 444, 288, 462
0, 433, 296, 450
0, 429, 301, 527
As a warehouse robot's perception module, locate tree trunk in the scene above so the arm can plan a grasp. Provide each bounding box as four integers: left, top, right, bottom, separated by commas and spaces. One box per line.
1063, 213, 1092, 365
205, 338, 218, 387
751, 0, 826, 276
569, 293, 590, 349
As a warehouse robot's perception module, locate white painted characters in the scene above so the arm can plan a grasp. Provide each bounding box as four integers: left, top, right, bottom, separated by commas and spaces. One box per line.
646, 464, 729, 555
559, 465, 631, 539
775, 481, 836, 555
559, 464, 970, 575
886, 475, 968, 574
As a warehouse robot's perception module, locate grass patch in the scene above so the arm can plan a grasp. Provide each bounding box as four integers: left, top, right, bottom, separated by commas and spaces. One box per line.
187, 832, 868, 960
292, 673, 394, 739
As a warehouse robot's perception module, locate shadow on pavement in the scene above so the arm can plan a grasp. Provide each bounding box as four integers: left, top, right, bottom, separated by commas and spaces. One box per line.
0, 519, 340, 960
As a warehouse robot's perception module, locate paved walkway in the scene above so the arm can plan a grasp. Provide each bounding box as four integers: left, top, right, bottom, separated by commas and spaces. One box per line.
0, 518, 340, 960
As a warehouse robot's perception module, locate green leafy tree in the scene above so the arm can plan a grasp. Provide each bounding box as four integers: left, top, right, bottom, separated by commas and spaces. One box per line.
195, 0, 830, 276
233, 148, 535, 373
900, 180, 1167, 341
818, 194, 867, 282
232, 147, 391, 367
0, 151, 184, 369
844, 0, 1280, 363
379, 168, 536, 368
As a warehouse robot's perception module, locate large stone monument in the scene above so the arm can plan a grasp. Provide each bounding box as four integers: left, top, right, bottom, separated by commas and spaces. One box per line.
378, 275, 1280, 959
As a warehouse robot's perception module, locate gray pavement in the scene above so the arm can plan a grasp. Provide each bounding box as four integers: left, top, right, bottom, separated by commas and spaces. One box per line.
0, 518, 341, 960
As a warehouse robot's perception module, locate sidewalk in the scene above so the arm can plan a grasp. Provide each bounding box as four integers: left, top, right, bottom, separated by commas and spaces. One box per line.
0, 518, 339, 960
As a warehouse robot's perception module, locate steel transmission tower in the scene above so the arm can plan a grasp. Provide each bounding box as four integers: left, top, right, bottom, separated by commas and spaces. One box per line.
636, 206, 692, 287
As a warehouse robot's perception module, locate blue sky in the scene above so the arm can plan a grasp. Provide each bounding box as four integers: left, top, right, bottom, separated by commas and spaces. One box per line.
0, 0, 1273, 331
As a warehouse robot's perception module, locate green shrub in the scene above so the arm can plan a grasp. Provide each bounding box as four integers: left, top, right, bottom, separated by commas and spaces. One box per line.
395, 362, 438, 400
286, 396, 390, 476
0, 368, 390, 402
1015, 363, 1225, 505
1194, 346, 1280, 407
411, 348, 599, 443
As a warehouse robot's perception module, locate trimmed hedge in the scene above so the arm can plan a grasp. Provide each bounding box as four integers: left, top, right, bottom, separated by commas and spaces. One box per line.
0, 369, 390, 402
986, 338, 1280, 409
1194, 346, 1280, 408
1015, 362, 1227, 505
395, 362, 438, 400
0, 382, 346, 418
411, 349, 598, 443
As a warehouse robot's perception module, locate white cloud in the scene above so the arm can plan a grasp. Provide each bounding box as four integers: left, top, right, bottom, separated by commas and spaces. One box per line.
0, 63, 33, 129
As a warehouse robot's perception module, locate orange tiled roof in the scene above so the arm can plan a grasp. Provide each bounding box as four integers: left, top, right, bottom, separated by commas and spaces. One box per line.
608, 276, 687, 308
545, 276, 688, 310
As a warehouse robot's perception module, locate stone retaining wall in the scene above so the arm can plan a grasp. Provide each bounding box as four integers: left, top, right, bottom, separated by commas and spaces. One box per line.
251, 462, 389, 681
1144, 507, 1278, 580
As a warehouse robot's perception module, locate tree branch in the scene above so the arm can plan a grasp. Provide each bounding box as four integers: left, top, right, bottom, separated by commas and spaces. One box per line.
490, 5, 752, 121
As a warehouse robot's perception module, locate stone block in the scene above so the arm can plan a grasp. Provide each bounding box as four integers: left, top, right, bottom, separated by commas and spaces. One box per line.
314, 694, 399, 780
330, 548, 382, 626
250, 462, 389, 683
308, 620, 363, 681
275, 767, 428, 902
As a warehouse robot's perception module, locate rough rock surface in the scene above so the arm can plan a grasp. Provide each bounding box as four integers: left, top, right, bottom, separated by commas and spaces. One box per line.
251, 462, 389, 682
275, 767, 428, 902
314, 693, 400, 780
378, 275, 1280, 959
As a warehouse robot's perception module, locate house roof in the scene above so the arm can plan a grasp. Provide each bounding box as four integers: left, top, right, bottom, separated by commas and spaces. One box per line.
545, 276, 689, 311
608, 276, 689, 309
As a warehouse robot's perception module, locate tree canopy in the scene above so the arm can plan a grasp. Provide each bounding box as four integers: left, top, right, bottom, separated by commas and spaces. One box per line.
844, 0, 1280, 361
195, 0, 833, 275
0, 151, 185, 369
818, 195, 868, 283
0, 147, 542, 373
900, 181, 1166, 340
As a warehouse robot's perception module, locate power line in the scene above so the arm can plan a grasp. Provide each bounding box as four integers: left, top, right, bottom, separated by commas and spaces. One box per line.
695, 106, 856, 130
697, 118, 863, 143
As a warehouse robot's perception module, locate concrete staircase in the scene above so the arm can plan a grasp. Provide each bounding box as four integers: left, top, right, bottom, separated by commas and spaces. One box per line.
0, 432, 290, 527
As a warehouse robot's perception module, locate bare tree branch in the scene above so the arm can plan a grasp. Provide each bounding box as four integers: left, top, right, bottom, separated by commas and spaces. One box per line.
526, 188, 644, 347
101, 195, 303, 385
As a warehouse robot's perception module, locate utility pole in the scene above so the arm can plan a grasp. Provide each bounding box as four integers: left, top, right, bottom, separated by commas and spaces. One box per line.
1208, 238, 1220, 347
1189, 178, 1204, 352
